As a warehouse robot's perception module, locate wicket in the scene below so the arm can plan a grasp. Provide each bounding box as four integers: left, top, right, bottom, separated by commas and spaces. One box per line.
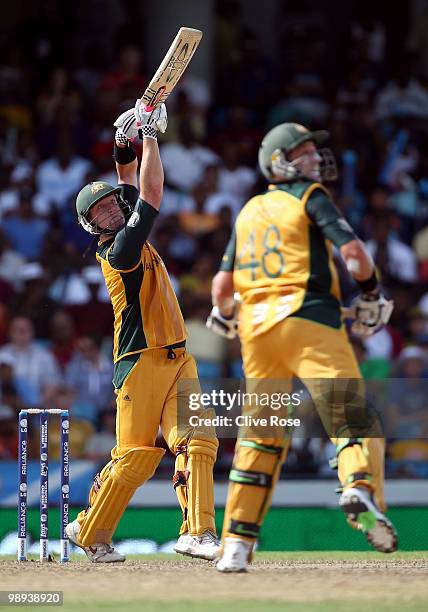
18, 409, 70, 563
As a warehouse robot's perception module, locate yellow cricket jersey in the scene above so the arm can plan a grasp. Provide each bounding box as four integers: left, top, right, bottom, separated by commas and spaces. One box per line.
221, 181, 356, 340
96, 185, 186, 364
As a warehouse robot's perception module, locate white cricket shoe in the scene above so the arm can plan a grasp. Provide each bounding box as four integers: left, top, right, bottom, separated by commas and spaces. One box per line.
65, 519, 126, 563
216, 537, 252, 573
174, 530, 220, 560
339, 486, 398, 553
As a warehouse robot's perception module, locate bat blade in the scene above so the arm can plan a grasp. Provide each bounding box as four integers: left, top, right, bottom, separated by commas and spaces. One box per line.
141, 27, 203, 111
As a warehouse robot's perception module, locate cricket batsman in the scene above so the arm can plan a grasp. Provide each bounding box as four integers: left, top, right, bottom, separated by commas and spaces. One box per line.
67, 101, 219, 562
207, 122, 398, 572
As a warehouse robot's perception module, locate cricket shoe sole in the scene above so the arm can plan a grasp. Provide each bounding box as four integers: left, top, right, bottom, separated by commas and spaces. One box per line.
339, 487, 398, 553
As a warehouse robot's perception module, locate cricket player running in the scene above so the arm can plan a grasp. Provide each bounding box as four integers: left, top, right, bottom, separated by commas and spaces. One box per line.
208, 123, 398, 572
68, 101, 219, 562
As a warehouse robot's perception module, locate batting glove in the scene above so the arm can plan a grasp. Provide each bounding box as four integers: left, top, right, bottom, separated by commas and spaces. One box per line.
113, 101, 168, 142
344, 292, 394, 337
134, 100, 168, 139
206, 306, 238, 340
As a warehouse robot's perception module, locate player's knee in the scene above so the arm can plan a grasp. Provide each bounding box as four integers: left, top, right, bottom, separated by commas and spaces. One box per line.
110, 446, 165, 488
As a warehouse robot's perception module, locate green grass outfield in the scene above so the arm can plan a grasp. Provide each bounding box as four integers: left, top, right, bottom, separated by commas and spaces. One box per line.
1, 551, 428, 612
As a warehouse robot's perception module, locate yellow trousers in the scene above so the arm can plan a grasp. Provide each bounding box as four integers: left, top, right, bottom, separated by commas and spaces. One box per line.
223, 317, 386, 543
77, 347, 218, 546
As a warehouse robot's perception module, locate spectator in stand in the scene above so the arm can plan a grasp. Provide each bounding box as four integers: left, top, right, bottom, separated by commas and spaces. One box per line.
180, 254, 219, 302
365, 212, 418, 284
9, 263, 57, 340
0, 353, 23, 412
374, 72, 428, 120
162, 89, 208, 143
413, 224, 428, 282
351, 337, 392, 379
151, 216, 197, 277
0, 196, 49, 260
35, 67, 82, 127
0, 405, 18, 459
98, 44, 146, 108
36, 136, 92, 214
66, 266, 113, 337
0, 272, 15, 308
388, 346, 428, 439
48, 261, 93, 306
65, 334, 114, 426
160, 119, 219, 192
0, 316, 61, 407
218, 141, 257, 201
84, 407, 117, 462
0, 164, 52, 220
210, 105, 262, 166
74, 42, 105, 102
407, 307, 428, 346
49, 384, 95, 459
49, 310, 77, 371
159, 184, 196, 218
191, 164, 242, 221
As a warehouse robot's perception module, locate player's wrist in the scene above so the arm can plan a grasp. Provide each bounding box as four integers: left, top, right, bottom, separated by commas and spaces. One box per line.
356, 270, 378, 294
139, 125, 158, 140
113, 139, 137, 164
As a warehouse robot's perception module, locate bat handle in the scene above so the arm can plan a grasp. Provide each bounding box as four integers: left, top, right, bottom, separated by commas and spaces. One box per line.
143, 104, 155, 112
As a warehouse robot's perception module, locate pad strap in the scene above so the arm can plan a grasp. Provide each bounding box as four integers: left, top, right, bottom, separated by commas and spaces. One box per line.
335, 437, 363, 457
229, 468, 272, 488
229, 519, 260, 539
239, 440, 283, 455
346, 472, 372, 485
173, 470, 189, 489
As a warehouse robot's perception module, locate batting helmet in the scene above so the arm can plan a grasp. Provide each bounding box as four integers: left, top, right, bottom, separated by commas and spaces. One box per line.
258, 123, 330, 181
76, 181, 124, 235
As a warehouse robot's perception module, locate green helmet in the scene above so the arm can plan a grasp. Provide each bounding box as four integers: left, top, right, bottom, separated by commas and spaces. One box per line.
258, 123, 329, 181
76, 181, 122, 234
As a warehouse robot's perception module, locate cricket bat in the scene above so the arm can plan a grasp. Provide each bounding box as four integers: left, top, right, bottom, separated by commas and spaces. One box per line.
141, 27, 203, 111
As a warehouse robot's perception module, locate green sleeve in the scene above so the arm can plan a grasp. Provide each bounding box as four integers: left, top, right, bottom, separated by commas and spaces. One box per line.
219, 227, 236, 271
119, 184, 139, 207
107, 188, 159, 270
305, 190, 357, 247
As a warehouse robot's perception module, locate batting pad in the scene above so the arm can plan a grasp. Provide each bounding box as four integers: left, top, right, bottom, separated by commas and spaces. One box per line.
334, 439, 376, 498
180, 438, 218, 536
222, 439, 287, 543
363, 437, 386, 511
77, 446, 165, 546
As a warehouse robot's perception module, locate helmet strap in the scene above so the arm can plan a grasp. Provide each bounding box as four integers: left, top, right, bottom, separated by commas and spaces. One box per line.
270, 148, 298, 181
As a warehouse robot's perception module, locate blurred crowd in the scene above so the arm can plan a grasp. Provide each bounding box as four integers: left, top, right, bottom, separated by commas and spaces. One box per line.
0, 1, 428, 477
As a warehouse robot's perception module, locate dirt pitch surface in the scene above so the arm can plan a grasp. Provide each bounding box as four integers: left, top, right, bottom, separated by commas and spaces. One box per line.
1, 552, 428, 611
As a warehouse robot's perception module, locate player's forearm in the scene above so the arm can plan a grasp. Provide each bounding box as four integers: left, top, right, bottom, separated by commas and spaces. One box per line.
212, 271, 235, 316
340, 239, 378, 291
139, 138, 164, 210
116, 159, 138, 186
